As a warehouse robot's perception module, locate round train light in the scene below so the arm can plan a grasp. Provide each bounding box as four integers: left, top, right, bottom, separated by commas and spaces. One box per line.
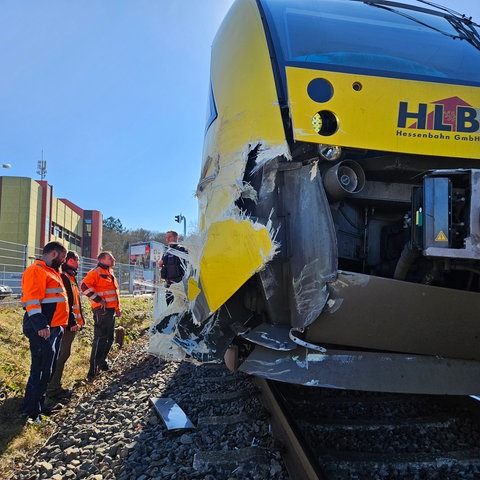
312, 110, 338, 136
318, 144, 342, 162
307, 78, 333, 103
323, 160, 365, 201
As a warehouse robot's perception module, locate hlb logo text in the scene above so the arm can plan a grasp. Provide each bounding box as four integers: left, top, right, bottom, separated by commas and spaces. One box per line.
397, 96, 479, 133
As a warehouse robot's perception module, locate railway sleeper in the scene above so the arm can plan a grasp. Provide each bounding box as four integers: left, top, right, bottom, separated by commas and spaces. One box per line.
192, 446, 270, 474
320, 451, 480, 480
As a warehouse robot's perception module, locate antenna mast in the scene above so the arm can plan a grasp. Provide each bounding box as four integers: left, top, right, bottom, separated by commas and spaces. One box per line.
37, 150, 47, 180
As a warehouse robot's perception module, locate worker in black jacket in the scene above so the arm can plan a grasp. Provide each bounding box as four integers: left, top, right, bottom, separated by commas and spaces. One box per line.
46, 251, 85, 402
158, 230, 187, 304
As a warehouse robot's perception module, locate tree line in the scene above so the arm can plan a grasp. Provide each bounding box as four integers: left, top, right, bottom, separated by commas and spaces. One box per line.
102, 217, 170, 264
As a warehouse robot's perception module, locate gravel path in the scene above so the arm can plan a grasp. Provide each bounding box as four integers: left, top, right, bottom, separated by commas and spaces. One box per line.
12, 336, 289, 480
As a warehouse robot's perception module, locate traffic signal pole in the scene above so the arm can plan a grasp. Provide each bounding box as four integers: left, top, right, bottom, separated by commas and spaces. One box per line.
175, 214, 186, 240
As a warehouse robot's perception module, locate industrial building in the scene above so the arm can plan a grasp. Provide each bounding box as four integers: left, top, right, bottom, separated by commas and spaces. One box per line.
0, 176, 102, 260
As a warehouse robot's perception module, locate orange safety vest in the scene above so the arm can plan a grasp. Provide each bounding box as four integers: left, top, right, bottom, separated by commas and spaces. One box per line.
21, 260, 69, 328
81, 265, 120, 310
62, 270, 84, 326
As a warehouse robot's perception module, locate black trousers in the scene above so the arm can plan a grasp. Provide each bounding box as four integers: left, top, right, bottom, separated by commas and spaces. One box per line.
23, 326, 63, 418
47, 328, 76, 396
89, 308, 115, 375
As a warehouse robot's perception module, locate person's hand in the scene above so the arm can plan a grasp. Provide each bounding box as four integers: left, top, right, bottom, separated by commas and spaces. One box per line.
37, 327, 50, 339
115, 308, 122, 318
70, 324, 81, 332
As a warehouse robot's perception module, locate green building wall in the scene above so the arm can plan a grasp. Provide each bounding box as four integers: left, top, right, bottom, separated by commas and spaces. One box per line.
0, 176, 85, 260
0, 177, 42, 256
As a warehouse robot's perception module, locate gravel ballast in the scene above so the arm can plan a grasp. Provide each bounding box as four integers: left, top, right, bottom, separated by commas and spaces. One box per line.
12, 336, 289, 480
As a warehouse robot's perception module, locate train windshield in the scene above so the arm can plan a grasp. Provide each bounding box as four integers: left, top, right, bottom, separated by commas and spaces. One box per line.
260, 0, 480, 86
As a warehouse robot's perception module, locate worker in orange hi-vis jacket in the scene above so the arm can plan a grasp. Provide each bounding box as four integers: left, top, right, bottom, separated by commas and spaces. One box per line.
21, 241, 68, 422
46, 250, 85, 402
81, 251, 121, 380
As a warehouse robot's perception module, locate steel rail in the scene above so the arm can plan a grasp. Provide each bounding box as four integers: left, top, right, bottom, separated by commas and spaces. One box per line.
254, 378, 325, 480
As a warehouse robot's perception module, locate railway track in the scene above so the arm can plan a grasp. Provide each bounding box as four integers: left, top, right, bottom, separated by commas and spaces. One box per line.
186, 363, 281, 476
256, 380, 480, 479
8, 331, 480, 479
8, 339, 289, 479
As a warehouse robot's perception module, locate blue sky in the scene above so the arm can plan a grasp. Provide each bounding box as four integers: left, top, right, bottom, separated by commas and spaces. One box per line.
0, 0, 234, 234
0, 0, 478, 235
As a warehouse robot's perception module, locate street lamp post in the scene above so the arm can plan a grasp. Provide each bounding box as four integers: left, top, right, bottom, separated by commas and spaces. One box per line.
174, 214, 186, 240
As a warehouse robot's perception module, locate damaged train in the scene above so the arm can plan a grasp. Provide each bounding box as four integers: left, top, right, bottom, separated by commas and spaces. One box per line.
150, 0, 480, 394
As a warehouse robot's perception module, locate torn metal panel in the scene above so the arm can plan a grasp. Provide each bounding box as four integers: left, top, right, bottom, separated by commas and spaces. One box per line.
240, 181, 258, 202
238, 323, 297, 351
148, 273, 190, 361
239, 346, 480, 395
252, 141, 292, 174
277, 164, 337, 329
172, 311, 230, 363
150, 397, 195, 430
151, 284, 250, 363
196, 155, 220, 195
190, 142, 288, 330
198, 217, 278, 314
148, 314, 185, 362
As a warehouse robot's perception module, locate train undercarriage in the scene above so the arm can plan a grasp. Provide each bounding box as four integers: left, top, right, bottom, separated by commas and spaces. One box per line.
151, 146, 480, 395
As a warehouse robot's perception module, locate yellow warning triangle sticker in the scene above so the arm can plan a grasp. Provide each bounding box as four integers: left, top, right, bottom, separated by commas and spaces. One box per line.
435, 230, 448, 242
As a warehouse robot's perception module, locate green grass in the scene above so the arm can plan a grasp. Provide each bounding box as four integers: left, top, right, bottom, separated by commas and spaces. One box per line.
0, 295, 153, 476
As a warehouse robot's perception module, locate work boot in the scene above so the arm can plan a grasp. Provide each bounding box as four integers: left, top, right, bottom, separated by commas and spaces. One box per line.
100, 362, 110, 371
47, 387, 72, 400
55, 388, 72, 399
42, 397, 63, 415
41, 405, 53, 416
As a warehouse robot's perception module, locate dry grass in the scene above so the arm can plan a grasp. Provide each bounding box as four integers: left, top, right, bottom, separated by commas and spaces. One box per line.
0, 295, 153, 477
